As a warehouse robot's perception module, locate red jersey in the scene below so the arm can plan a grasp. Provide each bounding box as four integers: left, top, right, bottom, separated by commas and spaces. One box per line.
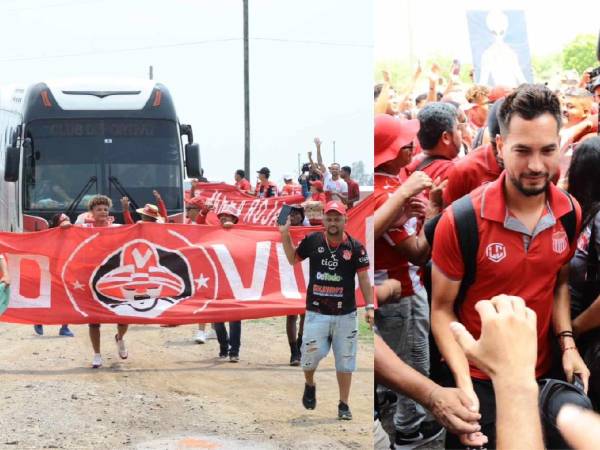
281, 183, 302, 196
374, 172, 423, 297
310, 192, 327, 204
401, 153, 454, 199
255, 181, 278, 198
346, 177, 360, 207
443, 144, 501, 206
235, 178, 251, 192
432, 173, 581, 380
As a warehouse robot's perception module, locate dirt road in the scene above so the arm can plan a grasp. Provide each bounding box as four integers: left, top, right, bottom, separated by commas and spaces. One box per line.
0, 317, 373, 449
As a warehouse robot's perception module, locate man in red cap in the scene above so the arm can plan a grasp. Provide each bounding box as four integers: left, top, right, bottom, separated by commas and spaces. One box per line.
373, 113, 446, 446
279, 200, 373, 421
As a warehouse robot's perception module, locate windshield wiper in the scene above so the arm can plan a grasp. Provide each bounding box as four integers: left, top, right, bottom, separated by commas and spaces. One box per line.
108, 176, 140, 210
66, 176, 97, 214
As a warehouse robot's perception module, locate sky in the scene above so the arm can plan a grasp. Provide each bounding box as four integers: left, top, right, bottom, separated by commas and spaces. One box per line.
0, 0, 373, 184
375, 0, 600, 64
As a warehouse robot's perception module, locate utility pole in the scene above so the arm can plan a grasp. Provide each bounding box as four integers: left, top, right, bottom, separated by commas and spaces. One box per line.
333, 140, 336, 163
297, 153, 301, 173
243, 0, 250, 176
149, 65, 153, 80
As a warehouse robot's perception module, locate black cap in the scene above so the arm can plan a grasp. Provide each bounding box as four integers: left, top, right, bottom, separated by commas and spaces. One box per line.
257, 167, 270, 176
590, 76, 600, 92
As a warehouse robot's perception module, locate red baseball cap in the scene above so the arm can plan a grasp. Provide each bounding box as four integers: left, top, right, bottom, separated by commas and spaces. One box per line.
375, 114, 419, 168
324, 201, 347, 216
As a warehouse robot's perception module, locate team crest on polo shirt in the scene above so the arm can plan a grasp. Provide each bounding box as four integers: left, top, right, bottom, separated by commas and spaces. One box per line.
552, 231, 568, 254
485, 243, 506, 263
342, 249, 352, 261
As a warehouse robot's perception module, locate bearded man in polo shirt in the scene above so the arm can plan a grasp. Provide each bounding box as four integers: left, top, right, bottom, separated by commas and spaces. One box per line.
431, 84, 590, 449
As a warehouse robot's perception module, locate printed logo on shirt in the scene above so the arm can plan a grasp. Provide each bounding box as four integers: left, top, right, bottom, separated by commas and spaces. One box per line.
318, 247, 325, 253
313, 284, 344, 298
316, 272, 342, 282
321, 254, 339, 270
552, 231, 568, 254
485, 243, 506, 263
342, 249, 352, 261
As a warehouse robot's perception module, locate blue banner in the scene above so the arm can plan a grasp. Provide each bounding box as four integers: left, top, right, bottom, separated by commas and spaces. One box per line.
467, 10, 533, 86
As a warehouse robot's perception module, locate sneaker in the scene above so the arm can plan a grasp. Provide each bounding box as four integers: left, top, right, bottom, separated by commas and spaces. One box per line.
218, 352, 228, 360
33, 325, 44, 336
115, 334, 128, 359
206, 328, 217, 340
338, 401, 352, 420
59, 326, 74, 337
302, 383, 316, 410
394, 421, 444, 450
290, 347, 301, 366
194, 330, 206, 344
229, 354, 239, 363
92, 354, 103, 369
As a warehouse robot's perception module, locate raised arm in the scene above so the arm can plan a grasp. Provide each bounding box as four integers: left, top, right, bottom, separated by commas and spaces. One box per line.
314, 137, 326, 173
278, 216, 296, 265
153, 190, 168, 220
121, 197, 134, 224
374, 70, 391, 114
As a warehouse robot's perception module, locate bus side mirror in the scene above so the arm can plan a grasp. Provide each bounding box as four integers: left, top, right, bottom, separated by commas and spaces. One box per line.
185, 143, 201, 178
4, 145, 20, 182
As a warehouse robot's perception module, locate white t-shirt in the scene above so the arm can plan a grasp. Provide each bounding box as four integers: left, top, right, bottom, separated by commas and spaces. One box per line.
323, 171, 348, 195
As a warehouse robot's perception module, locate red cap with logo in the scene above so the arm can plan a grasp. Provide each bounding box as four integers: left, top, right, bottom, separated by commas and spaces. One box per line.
324, 201, 347, 216
375, 114, 419, 168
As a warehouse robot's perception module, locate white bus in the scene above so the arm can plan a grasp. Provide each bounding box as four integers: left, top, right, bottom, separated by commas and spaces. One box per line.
0, 79, 200, 231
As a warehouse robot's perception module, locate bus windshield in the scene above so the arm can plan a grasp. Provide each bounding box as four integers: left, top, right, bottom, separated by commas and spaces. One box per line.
23, 118, 183, 214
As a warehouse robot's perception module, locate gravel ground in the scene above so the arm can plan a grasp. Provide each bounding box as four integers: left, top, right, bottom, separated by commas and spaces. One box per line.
0, 317, 373, 449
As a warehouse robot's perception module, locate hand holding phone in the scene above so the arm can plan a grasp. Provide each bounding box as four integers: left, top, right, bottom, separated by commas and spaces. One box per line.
278, 204, 293, 226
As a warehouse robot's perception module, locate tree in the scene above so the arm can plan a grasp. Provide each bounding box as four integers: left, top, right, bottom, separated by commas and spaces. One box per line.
531, 52, 563, 84
562, 34, 598, 75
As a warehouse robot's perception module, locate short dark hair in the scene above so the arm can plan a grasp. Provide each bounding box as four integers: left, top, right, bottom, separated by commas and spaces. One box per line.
236, 169, 245, 178
415, 93, 427, 105
374, 83, 383, 100
341, 166, 351, 174
498, 84, 562, 137
568, 136, 600, 227
417, 102, 458, 150
88, 195, 112, 211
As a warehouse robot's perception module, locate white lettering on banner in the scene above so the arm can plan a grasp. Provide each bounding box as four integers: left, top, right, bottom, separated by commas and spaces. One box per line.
212, 241, 271, 300
6, 254, 51, 308
275, 243, 302, 299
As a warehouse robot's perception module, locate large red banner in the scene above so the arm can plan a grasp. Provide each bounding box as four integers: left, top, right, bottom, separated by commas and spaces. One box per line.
191, 182, 305, 226
0, 195, 373, 324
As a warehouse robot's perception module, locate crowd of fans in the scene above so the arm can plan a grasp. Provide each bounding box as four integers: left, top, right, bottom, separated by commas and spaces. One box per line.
374, 62, 600, 450
15, 138, 371, 422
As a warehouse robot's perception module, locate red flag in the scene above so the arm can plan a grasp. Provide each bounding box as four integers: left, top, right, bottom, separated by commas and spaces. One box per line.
190, 182, 305, 226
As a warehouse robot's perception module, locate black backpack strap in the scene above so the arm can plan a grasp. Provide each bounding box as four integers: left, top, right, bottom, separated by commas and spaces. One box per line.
415, 155, 448, 171
559, 190, 577, 246
452, 195, 479, 309
424, 213, 442, 246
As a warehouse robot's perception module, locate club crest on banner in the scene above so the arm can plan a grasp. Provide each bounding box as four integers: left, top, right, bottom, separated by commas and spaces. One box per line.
62, 233, 218, 318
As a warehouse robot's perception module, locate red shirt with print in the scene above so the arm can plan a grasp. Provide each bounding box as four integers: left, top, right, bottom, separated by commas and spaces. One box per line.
374, 173, 423, 297
432, 173, 581, 380
443, 144, 502, 206
401, 153, 455, 190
